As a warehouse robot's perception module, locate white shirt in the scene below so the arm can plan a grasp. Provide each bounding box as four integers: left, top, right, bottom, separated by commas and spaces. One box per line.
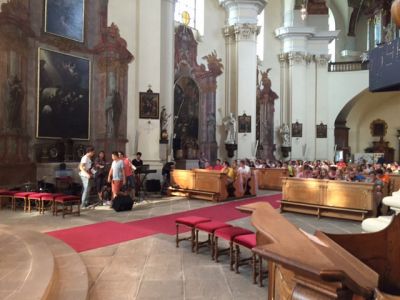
79, 155, 92, 178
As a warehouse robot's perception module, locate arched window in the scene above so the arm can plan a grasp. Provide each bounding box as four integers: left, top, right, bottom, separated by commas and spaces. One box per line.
174, 0, 204, 36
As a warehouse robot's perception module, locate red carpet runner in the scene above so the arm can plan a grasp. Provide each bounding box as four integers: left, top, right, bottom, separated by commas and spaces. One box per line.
47, 194, 281, 252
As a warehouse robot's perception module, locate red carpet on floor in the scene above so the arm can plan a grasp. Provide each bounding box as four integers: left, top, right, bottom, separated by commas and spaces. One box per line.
46, 194, 281, 252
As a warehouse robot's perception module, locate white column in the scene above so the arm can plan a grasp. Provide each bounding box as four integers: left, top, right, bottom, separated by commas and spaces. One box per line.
287, 52, 310, 160
235, 24, 259, 158
220, 0, 266, 159
315, 54, 332, 160
160, 0, 175, 161
136, 0, 161, 164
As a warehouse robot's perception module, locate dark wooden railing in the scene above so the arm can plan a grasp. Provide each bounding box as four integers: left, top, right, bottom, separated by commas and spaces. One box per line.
328, 61, 369, 72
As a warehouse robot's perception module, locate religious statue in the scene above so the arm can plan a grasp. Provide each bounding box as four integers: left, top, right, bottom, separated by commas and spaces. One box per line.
223, 113, 237, 144
160, 106, 171, 140
7, 75, 24, 130
280, 124, 290, 147
105, 89, 122, 138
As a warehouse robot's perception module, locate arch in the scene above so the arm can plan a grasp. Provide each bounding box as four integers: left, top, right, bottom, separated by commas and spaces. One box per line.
173, 76, 200, 160
334, 89, 400, 161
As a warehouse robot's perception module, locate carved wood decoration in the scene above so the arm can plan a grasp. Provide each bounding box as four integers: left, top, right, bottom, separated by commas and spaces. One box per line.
174, 25, 223, 163
256, 68, 278, 160
0, 0, 133, 185
0, 0, 35, 185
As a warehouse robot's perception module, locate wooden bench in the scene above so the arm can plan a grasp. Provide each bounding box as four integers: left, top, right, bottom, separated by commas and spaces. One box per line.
253, 168, 288, 190
389, 174, 400, 195
281, 177, 378, 221
169, 169, 256, 202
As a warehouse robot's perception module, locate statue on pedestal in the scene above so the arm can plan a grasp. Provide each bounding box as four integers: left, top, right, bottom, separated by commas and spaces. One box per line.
105, 89, 122, 138
280, 123, 290, 147
7, 75, 24, 130
160, 106, 171, 141
223, 112, 236, 144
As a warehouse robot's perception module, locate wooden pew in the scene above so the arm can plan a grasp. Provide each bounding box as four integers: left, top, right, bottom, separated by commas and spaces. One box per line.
253, 168, 288, 190
239, 202, 381, 300
389, 174, 400, 195
169, 169, 256, 202
281, 177, 378, 221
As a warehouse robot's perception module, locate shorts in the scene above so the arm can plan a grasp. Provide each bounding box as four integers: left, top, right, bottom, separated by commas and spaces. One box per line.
111, 180, 123, 196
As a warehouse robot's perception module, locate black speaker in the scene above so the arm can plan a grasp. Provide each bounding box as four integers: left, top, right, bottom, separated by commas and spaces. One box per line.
112, 195, 133, 212
145, 179, 161, 192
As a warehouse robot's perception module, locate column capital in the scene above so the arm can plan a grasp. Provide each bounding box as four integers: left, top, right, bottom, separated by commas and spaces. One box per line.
234, 23, 259, 41
287, 51, 308, 65
314, 54, 331, 66
278, 53, 288, 66
223, 24, 260, 41
219, 0, 267, 25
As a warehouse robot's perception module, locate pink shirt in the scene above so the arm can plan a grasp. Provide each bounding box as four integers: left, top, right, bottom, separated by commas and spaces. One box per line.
122, 158, 133, 177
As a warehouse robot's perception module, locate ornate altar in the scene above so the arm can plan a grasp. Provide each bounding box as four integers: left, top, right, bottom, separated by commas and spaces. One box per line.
174, 25, 223, 163
256, 68, 278, 160
0, 0, 133, 186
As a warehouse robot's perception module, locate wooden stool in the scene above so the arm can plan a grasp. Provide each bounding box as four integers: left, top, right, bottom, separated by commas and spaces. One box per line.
13, 192, 38, 212
54, 195, 81, 218
233, 233, 266, 286
195, 221, 232, 259
33, 193, 65, 214
175, 216, 211, 252
0, 190, 18, 210
214, 226, 253, 270
26, 193, 49, 213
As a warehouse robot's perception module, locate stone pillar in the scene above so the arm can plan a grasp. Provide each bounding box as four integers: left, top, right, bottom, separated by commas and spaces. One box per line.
220, 0, 266, 159
314, 54, 332, 160
160, 0, 175, 161
287, 52, 310, 160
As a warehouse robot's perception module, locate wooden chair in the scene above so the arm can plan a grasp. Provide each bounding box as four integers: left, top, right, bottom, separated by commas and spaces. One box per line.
194, 221, 232, 259
175, 216, 211, 252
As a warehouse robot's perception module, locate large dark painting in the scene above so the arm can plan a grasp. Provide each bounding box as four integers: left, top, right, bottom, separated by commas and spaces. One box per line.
37, 48, 90, 139
45, 0, 85, 42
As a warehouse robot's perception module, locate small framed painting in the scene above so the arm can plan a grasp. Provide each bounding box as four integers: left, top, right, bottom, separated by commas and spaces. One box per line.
139, 89, 159, 119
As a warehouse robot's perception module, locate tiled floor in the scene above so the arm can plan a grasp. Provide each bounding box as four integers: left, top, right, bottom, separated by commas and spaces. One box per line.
0, 191, 363, 299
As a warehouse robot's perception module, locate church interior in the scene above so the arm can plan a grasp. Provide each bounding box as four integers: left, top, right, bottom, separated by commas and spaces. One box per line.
1, 0, 400, 299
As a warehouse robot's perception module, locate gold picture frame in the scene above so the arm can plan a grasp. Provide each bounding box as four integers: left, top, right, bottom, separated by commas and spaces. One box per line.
370, 119, 387, 137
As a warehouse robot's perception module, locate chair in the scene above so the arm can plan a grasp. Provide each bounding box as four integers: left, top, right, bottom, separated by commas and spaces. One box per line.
214, 226, 253, 270
233, 233, 266, 286
54, 195, 81, 218
194, 221, 232, 258
175, 216, 211, 252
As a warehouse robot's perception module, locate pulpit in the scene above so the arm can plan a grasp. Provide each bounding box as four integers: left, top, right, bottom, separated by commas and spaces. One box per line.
372, 137, 395, 163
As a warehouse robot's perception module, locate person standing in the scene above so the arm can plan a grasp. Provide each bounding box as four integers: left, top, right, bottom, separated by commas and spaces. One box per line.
118, 151, 136, 197
94, 150, 107, 202
108, 151, 126, 205
132, 152, 143, 196
79, 146, 95, 208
